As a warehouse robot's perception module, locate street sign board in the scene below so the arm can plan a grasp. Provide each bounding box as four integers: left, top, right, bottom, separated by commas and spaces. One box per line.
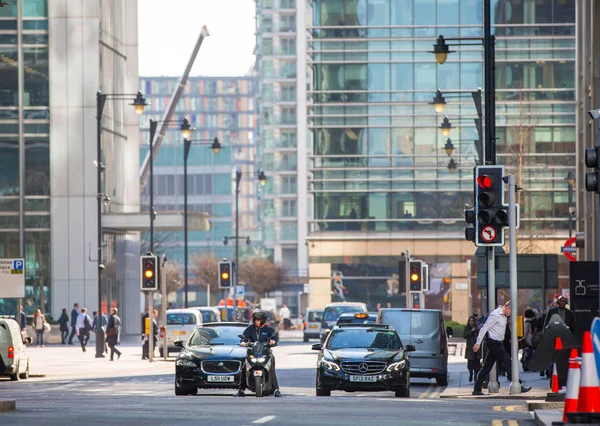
235, 285, 244, 300
592, 317, 600, 383
563, 237, 577, 262
0, 258, 25, 298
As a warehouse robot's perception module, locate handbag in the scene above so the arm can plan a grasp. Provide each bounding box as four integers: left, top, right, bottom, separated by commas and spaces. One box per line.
106, 327, 118, 337
518, 337, 529, 350
44, 322, 51, 333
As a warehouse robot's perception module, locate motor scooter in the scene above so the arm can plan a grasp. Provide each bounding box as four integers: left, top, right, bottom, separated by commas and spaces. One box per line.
238, 333, 278, 397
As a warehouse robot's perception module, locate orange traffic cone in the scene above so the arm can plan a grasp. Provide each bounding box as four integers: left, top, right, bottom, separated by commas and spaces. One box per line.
550, 337, 563, 393
577, 331, 600, 413
563, 348, 581, 422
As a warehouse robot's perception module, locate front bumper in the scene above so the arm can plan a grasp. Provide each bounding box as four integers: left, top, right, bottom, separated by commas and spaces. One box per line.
319, 367, 409, 392
175, 365, 242, 389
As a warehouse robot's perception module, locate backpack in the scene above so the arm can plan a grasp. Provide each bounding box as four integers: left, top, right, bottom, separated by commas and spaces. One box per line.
475, 313, 488, 331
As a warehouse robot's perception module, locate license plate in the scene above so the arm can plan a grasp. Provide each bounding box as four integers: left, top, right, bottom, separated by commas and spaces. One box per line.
349, 375, 377, 382
308, 324, 318, 329
253, 370, 263, 377
207, 375, 234, 382
173, 331, 187, 335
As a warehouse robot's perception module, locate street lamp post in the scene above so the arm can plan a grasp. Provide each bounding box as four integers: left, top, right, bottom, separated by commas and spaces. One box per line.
566, 171, 575, 239
183, 137, 221, 307
96, 90, 146, 359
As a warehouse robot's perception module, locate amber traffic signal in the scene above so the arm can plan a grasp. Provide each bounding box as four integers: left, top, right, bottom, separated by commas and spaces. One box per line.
140, 255, 158, 291
409, 260, 423, 292
218, 260, 233, 288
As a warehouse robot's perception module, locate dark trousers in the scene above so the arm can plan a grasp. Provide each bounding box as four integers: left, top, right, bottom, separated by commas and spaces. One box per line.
68, 325, 77, 344
467, 359, 481, 377
142, 337, 157, 359
474, 340, 521, 391
61, 329, 69, 344
78, 328, 90, 351
108, 343, 121, 360
239, 357, 279, 391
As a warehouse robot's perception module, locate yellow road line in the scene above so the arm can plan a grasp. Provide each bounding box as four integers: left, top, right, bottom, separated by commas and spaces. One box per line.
493, 406, 502, 412
419, 384, 434, 399
492, 420, 503, 426
507, 421, 519, 426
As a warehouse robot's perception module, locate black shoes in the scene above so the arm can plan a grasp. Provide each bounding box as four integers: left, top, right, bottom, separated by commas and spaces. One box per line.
468, 372, 473, 382
274, 389, 282, 397
234, 389, 245, 397
521, 385, 532, 393
472, 390, 484, 396
117, 353, 121, 360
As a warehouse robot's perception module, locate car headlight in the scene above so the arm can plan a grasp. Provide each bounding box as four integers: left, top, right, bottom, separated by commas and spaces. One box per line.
320, 359, 340, 372
176, 358, 197, 367
386, 359, 406, 372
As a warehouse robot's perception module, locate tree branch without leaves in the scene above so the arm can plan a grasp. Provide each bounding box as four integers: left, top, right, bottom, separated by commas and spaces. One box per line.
238, 258, 287, 302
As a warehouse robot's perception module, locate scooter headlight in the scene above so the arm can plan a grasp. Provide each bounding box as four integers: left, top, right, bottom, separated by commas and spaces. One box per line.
249, 356, 266, 364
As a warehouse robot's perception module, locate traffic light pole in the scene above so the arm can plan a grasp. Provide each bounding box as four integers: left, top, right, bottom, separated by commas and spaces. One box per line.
507, 174, 521, 395
148, 292, 153, 362
486, 246, 499, 393
404, 249, 410, 310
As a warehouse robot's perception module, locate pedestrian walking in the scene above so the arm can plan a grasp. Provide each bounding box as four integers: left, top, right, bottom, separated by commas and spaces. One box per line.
106, 308, 122, 361
68, 303, 80, 345
463, 316, 481, 382
472, 301, 531, 395
141, 307, 150, 359
58, 308, 69, 344
93, 310, 108, 354
142, 310, 159, 359
279, 304, 291, 330
521, 308, 536, 371
76, 308, 92, 352
33, 308, 46, 347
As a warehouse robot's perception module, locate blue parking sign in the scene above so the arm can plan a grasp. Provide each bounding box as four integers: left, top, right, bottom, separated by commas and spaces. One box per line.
13, 259, 23, 271
592, 317, 600, 382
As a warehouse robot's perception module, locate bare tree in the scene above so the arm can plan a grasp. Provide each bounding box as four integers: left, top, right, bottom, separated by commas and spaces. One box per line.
163, 262, 184, 294
238, 258, 287, 303
192, 254, 220, 304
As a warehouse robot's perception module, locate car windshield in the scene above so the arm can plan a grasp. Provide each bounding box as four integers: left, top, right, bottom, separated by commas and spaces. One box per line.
200, 311, 218, 323
188, 326, 244, 346
327, 329, 402, 350
308, 311, 323, 322
381, 311, 439, 335
323, 306, 364, 322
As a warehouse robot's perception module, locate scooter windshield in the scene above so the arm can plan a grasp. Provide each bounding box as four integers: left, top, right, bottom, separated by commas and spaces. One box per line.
251, 341, 267, 356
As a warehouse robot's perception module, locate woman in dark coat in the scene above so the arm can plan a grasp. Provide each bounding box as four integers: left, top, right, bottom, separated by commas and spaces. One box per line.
106, 308, 122, 361
463, 315, 482, 382
58, 308, 70, 344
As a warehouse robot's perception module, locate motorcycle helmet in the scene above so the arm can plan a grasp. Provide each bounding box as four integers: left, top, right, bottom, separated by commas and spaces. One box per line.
252, 309, 267, 326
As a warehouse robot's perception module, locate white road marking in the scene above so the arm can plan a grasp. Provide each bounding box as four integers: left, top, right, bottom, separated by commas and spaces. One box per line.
252, 415, 276, 424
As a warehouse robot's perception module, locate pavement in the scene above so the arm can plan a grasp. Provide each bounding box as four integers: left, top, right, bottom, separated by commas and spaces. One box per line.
0, 329, 567, 424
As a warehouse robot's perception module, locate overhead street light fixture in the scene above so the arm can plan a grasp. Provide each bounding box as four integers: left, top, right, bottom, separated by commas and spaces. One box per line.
430, 89, 447, 113
440, 116, 453, 137
430, 36, 454, 65
181, 118, 192, 140
447, 158, 458, 174
444, 139, 455, 157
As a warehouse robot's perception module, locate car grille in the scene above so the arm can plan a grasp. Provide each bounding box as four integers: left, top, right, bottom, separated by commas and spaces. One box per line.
201, 360, 241, 374
341, 361, 386, 375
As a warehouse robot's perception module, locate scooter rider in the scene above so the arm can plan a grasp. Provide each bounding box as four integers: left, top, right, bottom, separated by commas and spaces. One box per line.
234, 309, 282, 397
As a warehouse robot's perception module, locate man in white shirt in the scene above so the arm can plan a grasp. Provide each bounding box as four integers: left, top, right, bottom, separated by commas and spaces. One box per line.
279, 304, 291, 330
472, 301, 531, 395
75, 308, 92, 352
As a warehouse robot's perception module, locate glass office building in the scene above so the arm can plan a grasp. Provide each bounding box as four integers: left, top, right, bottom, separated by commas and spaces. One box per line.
306, 0, 575, 313
0, 0, 142, 333
138, 76, 259, 304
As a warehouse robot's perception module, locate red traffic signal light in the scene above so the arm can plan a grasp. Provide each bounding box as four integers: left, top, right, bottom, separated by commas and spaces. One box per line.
474, 166, 508, 246
477, 175, 493, 190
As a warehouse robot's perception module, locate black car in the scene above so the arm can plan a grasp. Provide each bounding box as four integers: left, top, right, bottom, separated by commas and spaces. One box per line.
174, 322, 248, 396
312, 323, 415, 398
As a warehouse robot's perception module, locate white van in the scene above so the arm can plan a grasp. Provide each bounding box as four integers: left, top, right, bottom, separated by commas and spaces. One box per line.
0, 318, 31, 381
164, 309, 202, 356
303, 308, 324, 342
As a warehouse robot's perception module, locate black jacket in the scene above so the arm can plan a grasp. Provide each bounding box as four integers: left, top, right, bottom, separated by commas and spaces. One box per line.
544, 307, 575, 333
241, 324, 278, 344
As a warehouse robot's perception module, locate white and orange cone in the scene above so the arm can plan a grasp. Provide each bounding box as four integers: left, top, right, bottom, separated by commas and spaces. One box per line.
563, 348, 581, 422
550, 336, 563, 393
577, 331, 600, 413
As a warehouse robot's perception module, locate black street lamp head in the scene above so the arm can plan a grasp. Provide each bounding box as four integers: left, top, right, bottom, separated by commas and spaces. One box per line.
430, 89, 446, 113
211, 137, 222, 155
246, 237, 251, 245
566, 171, 575, 187
181, 118, 192, 140
431, 35, 454, 65
447, 158, 458, 174
0, 1, 9, 7
258, 170, 267, 186
444, 138, 455, 156
440, 116, 453, 137
131, 91, 147, 115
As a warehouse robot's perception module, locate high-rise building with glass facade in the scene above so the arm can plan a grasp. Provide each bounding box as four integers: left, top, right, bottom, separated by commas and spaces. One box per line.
305, 0, 575, 316
0, 0, 142, 333
138, 76, 258, 305
255, 0, 310, 282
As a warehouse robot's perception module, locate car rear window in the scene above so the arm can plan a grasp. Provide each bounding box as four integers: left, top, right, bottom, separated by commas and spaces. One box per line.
0, 323, 9, 344
308, 311, 323, 322
167, 313, 197, 325
201, 311, 218, 323
381, 311, 439, 335
323, 306, 364, 322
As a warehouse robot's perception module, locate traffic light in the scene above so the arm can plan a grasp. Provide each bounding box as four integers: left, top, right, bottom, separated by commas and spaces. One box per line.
475, 165, 508, 246
218, 260, 233, 289
585, 147, 600, 193
422, 263, 430, 292
398, 259, 406, 294
409, 260, 423, 292
140, 255, 158, 291
464, 204, 476, 243
412, 292, 420, 309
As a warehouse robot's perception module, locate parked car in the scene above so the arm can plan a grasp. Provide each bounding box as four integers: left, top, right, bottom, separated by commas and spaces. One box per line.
312, 323, 415, 397
162, 309, 203, 357
320, 302, 368, 343
377, 308, 451, 386
0, 318, 31, 381
303, 308, 324, 342
174, 322, 249, 395
187, 306, 220, 323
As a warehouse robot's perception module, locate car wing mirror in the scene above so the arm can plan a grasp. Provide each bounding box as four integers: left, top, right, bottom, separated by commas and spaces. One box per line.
311, 343, 322, 351
446, 326, 453, 338
174, 340, 184, 347
405, 344, 416, 352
